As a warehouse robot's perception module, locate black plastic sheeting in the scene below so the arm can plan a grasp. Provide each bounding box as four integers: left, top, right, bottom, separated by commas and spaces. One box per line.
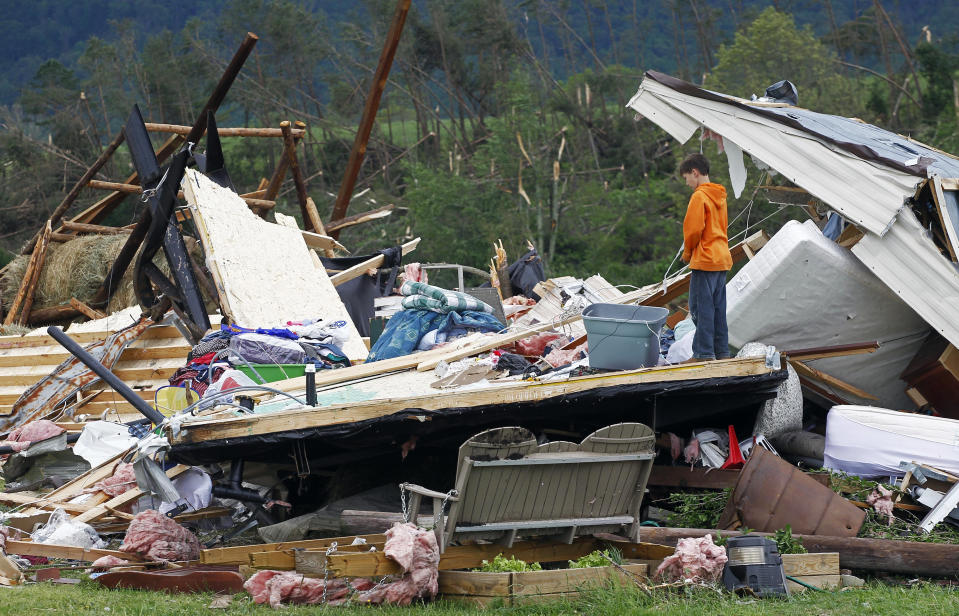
171, 368, 788, 466
645, 70, 959, 179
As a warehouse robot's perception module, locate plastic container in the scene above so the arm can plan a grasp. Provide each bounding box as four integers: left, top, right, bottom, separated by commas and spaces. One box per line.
581, 303, 669, 371
236, 363, 307, 383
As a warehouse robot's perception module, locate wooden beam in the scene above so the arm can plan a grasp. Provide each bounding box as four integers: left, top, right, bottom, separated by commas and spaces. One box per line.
330, 237, 420, 286
69, 298, 107, 321
325, 204, 395, 234
60, 221, 132, 236
0, 493, 92, 514
647, 466, 742, 489
86, 180, 276, 210
280, 121, 313, 230
783, 341, 880, 362
144, 123, 303, 138
330, 0, 411, 235
640, 526, 959, 578
72, 464, 190, 524
5, 221, 51, 326
25, 303, 83, 325
22, 130, 126, 255
200, 534, 386, 566
790, 360, 878, 401
304, 198, 334, 257
5, 539, 142, 563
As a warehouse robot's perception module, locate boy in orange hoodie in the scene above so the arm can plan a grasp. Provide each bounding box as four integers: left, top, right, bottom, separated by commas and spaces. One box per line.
680, 153, 732, 361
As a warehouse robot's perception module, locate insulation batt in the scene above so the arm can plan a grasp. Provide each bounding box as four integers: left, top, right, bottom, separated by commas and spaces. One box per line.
89, 555, 130, 571
119, 510, 200, 562
89, 462, 138, 497
866, 485, 895, 525
513, 332, 567, 357
543, 342, 587, 368
3, 420, 64, 453
655, 535, 728, 583
244, 523, 439, 608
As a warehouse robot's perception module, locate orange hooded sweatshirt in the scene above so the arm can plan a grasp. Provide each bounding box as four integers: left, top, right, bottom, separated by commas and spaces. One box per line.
682, 182, 732, 271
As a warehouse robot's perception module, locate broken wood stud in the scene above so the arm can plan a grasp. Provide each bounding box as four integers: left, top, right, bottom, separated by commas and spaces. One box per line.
85, 180, 275, 210
330, 238, 420, 286
325, 204, 396, 233
69, 298, 107, 321
61, 221, 132, 236
6, 221, 51, 326
331, 0, 412, 236
305, 198, 334, 257
280, 121, 313, 230
790, 360, 879, 401
144, 122, 303, 138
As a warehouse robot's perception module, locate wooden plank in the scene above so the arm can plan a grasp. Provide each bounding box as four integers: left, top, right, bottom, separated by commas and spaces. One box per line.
783, 341, 879, 362
329, 238, 420, 286
512, 563, 648, 596
5, 539, 141, 563
174, 357, 772, 444
72, 464, 190, 524
786, 574, 842, 593
781, 552, 839, 576
438, 570, 510, 597
790, 360, 878, 401
0, 493, 92, 514
199, 534, 386, 566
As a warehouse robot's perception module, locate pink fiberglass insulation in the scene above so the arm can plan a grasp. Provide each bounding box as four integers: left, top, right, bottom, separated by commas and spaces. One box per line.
867, 485, 895, 525
655, 534, 727, 583
543, 342, 587, 368
90, 462, 137, 497
245, 523, 440, 608
4, 420, 64, 453
503, 295, 536, 306
119, 510, 200, 562
89, 555, 130, 571
513, 332, 567, 357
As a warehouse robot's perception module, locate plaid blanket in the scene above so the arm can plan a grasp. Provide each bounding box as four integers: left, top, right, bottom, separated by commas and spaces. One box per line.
400, 281, 494, 314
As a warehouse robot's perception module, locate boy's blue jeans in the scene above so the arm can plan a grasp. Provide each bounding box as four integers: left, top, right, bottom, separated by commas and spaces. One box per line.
688, 269, 730, 360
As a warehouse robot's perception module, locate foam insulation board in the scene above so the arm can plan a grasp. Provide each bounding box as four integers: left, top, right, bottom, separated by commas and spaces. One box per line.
726, 220, 929, 409
181, 170, 367, 361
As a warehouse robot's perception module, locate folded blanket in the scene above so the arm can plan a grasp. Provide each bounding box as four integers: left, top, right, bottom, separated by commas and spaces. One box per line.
400, 281, 494, 314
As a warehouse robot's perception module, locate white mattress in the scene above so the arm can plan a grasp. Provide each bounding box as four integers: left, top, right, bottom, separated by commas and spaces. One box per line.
824, 405, 959, 478
726, 220, 929, 408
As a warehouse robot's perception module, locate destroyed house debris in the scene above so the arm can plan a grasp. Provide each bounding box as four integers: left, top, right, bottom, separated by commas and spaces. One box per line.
0, 22, 958, 609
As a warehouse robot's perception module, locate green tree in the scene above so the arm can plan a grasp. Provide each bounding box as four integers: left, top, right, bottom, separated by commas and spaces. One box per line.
706, 7, 863, 117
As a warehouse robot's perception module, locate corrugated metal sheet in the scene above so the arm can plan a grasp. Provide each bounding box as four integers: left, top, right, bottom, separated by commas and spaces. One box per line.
627, 73, 959, 349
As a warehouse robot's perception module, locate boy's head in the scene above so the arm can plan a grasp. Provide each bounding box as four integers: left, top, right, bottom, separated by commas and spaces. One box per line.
679, 153, 710, 189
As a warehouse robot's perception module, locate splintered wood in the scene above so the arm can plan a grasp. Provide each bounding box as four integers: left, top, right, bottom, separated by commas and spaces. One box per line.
181, 169, 367, 361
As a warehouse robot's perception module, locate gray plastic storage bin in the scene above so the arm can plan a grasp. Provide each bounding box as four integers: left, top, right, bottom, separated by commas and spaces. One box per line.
581, 303, 669, 371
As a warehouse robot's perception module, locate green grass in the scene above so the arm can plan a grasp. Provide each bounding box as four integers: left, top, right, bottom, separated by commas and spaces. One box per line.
1, 579, 958, 615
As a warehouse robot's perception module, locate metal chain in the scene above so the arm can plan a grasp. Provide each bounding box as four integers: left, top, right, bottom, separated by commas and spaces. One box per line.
321, 541, 338, 603
434, 489, 458, 529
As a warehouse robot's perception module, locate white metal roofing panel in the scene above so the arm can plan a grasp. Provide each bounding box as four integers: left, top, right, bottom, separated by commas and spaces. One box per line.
852, 207, 959, 348
627, 79, 916, 236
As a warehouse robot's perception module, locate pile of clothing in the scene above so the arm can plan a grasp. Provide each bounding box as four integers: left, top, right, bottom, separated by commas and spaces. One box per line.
367, 282, 505, 362
169, 320, 354, 397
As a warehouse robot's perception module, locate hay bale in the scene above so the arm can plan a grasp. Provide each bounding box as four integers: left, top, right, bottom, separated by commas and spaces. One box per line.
0, 235, 171, 316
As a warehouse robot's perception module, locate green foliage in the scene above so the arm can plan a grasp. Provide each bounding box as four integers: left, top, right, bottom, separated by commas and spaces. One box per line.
664, 489, 731, 530
473, 553, 542, 572
773, 525, 807, 554
706, 8, 863, 117
568, 547, 623, 568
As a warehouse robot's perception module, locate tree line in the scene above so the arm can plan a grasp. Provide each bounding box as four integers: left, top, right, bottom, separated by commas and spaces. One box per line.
1, 0, 957, 290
